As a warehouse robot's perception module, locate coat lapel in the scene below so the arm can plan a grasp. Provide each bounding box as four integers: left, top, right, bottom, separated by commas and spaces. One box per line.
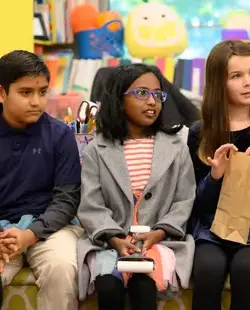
97, 136, 134, 205
145, 131, 179, 192
97, 132, 179, 203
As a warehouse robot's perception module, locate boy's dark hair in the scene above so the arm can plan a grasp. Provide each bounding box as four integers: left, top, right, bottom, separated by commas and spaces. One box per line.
96, 63, 182, 143
0, 50, 50, 94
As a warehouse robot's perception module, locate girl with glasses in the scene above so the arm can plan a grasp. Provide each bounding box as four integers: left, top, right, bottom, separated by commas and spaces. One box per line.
77, 63, 196, 310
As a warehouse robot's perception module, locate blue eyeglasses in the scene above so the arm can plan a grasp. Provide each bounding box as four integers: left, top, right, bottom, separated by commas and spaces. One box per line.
124, 88, 167, 103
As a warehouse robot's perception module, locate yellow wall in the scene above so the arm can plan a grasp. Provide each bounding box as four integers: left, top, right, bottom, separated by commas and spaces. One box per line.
0, 0, 33, 57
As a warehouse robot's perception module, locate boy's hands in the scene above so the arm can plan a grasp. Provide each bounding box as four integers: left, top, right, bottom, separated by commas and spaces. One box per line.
0, 228, 38, 269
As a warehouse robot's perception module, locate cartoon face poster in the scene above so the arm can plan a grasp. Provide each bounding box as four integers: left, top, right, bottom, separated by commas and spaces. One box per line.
110, 0, 250, 58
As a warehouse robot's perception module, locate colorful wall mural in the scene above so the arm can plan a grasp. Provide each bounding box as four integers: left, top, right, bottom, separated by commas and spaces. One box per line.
110, 0, 250, 58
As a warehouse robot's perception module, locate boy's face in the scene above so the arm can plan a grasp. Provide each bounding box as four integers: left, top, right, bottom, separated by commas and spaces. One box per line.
0, 75, 49, 128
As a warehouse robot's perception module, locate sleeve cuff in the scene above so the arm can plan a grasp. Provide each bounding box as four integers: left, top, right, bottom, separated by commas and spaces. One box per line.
92, 229, 126, 247
28, 221, 52, 240
152, 224, 183, 239
206, 172, 223, 186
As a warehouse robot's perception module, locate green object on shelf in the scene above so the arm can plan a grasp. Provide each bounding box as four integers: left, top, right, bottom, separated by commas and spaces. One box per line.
72, 85, 88, 92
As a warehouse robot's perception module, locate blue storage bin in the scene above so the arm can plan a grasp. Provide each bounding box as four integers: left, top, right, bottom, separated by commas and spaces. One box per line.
76, 20, 124, 59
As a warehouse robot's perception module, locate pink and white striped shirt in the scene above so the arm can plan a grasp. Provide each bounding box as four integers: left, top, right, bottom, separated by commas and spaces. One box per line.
123, 137, 154, 192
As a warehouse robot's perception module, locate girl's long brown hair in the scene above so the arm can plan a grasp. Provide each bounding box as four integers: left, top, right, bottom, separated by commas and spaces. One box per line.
199, 40, 250, 163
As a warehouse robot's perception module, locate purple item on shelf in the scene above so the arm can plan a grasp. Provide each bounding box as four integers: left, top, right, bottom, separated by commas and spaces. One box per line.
222, 29, 249, 40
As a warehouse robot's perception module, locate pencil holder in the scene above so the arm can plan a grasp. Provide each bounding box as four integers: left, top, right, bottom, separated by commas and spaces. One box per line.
75, 134, 94, 164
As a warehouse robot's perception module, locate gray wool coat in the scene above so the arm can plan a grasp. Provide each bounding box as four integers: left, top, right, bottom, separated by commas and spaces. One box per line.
77, 131, 196, 301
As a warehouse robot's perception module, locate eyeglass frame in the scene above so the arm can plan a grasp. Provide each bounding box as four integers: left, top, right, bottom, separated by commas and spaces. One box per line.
123, 88, 168, 103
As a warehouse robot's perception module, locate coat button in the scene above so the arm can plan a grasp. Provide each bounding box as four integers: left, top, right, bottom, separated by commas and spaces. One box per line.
145, 192, 152, 200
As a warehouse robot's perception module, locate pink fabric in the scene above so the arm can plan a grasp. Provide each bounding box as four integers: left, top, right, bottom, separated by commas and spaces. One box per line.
156, 244, 179, 291
123, 191, 177, 292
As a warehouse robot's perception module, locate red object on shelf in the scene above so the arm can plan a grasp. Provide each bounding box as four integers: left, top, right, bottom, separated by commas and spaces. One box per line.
45, 92, 83, 121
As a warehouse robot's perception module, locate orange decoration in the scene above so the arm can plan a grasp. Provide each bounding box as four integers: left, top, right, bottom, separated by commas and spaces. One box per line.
97, 11, 122, 32
71, 3, 99, 33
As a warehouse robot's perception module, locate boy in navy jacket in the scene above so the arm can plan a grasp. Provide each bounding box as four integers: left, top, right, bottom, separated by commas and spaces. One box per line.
0, 50, 83, 310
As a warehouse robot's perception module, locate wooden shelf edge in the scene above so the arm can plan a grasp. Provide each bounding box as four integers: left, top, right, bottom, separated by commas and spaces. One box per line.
34, 40, 74, 46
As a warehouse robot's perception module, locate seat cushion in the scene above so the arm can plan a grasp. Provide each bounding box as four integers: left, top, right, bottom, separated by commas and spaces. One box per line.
3, 267, 231, 310
80, 290, 231, 310
3, 268, 37, 310
10, 267, 36, 286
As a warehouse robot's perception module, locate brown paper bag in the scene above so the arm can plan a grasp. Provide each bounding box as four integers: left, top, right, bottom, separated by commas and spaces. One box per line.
210, 150, 250, 244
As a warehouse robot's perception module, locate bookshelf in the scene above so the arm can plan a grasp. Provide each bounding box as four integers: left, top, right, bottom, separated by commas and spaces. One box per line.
35, 40, 58, 46
34, 0, 109, 47
33, 0, 121, 98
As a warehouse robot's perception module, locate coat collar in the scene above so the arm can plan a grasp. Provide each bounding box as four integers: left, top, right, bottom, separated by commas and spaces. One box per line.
97, 131, 180, 204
